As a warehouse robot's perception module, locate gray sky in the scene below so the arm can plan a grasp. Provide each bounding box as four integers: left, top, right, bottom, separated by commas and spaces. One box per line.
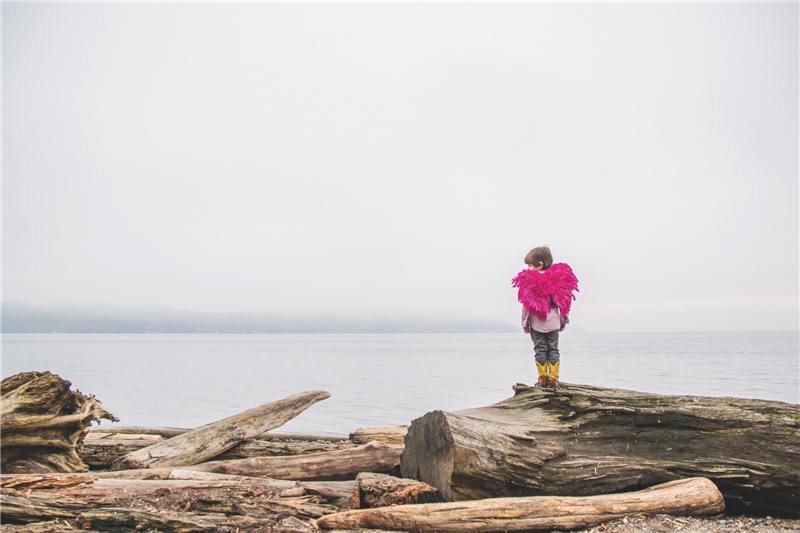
3, 2, 798, 332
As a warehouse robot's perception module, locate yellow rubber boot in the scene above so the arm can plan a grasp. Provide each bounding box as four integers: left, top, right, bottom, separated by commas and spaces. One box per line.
547, 362, 560, 388
536, 362, 549, 387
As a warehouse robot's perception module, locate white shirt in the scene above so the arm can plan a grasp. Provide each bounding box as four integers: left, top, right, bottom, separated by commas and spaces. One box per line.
521, 306, 561, 333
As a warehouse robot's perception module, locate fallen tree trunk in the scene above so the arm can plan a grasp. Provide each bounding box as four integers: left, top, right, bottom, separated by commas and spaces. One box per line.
82, 430, 356, 470
0, 474, 344, 529
401, 383, 800, 517
80, 432, 165, 470
1, 472, 443, 530
111, 390, 330, 470
317, 477, 725, 533
2, 495, 315, 533
1, 372, 118, 474
215, 434, 357, 461
184, 441, 404, 481
2, 471, 359, 508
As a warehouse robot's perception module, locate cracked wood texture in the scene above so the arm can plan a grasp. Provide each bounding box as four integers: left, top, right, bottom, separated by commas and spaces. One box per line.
0, 474, 345, 531
400, 383, 800, 517
1, 372, 118, 474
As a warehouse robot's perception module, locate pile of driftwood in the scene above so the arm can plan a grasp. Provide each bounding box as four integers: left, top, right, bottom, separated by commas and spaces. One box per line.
2, 371, 799, 533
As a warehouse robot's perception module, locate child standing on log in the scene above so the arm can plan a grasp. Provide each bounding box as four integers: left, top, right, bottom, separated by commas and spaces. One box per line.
512, 246, 579, 388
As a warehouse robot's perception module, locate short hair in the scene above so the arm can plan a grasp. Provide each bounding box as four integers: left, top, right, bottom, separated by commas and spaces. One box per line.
525, 246, 553, 269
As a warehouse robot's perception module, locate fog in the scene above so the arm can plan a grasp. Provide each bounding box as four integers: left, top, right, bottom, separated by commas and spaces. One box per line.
3, 2, 798, 332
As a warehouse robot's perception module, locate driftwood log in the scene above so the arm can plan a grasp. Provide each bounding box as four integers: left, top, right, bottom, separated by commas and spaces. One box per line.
317, 477, 725, 532
1, 372, 118, 474
3, 470, 359, 506
184, 441, 404, 480
401, 383, 800, 517
111, 390, 330, 470
0, 474, 340, 531
1, 472, 441, 530
82, 430, 356, 470
350, 425, 409, 444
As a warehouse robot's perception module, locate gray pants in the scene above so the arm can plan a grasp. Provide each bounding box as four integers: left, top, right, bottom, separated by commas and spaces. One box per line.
530, 329, 560, 366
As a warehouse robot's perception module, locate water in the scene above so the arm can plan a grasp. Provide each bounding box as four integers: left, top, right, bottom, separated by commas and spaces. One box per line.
2, 332, 798, 436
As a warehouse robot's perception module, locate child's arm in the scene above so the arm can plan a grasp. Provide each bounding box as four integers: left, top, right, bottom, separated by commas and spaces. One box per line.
521, 307, 531, 334
559, 315, 569, 332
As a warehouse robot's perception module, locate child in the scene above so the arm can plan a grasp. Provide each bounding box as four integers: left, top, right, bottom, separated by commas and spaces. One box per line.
512, 246, 579, 388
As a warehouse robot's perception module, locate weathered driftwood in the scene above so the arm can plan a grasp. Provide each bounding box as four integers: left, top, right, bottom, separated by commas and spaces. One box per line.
317, 477, 725, 532
349, 425, 409, 444
401, 383, 800, 517
80, 433, 165, 470
3, 498, 315, 533
82, 429, 356, 470
88, 428, 186, 438
1, 372, 118, 474
356, 473, 443, 508
1, 521, 77, 533
111, 390, 330, 470
73, 508, 316, 533
185, 441, 404, 481
0, 474, 343, 530
214, 433, 356, 461
0, 472, 446, 530
2, 471, 359, 508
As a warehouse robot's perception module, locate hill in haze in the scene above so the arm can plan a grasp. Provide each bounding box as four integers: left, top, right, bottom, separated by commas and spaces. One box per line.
1, 303, 518, 334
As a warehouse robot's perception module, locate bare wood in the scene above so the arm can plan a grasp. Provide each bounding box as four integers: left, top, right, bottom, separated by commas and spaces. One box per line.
1, 492, 85, 523
185, 441, 403, 481
107, 470, 361, 503
74, 508, 319, 533
318, 477, 725, 533
86, 431, 164, 440
87, 427, 349, 441
2, 501, 313, 533
401, 383, 800, 517
1, 471, 358, 507
80, 439, 153, 470
111, 390, 330, 470
81, 433, 358, 470
349, 426, 409, 445
216, 436, 359, 460
74, 508, 223, 532
1, 474, 96, 490
1, 520, 78, 533
356, 473, 443, 508
0, 475, 345, 528
1, 372, 118, 474
87, 427, 185, 438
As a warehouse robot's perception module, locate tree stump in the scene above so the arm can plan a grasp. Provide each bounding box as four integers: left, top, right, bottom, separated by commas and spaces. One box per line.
1, 372, 118, 474
401, 383, 800, 517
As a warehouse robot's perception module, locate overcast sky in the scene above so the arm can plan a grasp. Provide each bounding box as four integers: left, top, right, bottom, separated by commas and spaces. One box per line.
3, 2, 798, 333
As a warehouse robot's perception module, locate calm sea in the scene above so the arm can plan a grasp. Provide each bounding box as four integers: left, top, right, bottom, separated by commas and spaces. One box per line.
2, 332, 798, 436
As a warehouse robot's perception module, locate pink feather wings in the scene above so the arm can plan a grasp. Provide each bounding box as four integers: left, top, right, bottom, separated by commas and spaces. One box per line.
511, 263, 579, 321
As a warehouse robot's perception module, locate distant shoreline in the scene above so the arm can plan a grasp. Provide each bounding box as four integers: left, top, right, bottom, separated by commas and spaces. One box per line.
1, 303, 518, 334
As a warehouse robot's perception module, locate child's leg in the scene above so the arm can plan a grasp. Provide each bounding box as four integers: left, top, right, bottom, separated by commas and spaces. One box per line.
543, 330, 561, 387
530, 330, 550, 386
